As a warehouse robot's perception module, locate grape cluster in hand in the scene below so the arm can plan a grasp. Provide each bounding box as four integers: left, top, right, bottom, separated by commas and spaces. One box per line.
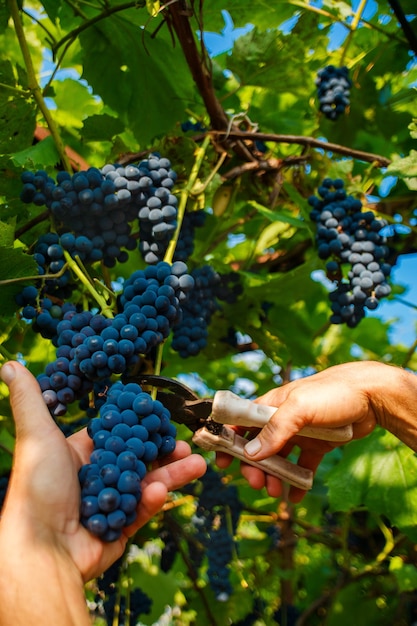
309, 178, 392, 327
315, 65, 351, 121
79, 380, 176, 542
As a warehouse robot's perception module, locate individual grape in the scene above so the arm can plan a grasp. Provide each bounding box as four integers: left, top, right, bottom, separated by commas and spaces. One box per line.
79, 380, 176, 541
309, 178, 393, 327
315, 65, 352, 120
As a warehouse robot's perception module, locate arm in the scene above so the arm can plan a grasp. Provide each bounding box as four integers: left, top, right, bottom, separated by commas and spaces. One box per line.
0, 361, 207, 626
216, 361, 417, 501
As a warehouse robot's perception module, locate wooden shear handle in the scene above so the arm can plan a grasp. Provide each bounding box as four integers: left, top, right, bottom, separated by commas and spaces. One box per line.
192, 426, 313, 491
211, 391, 353, 443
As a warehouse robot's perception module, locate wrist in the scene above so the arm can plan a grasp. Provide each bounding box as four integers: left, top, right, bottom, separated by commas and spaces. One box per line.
0, 506, 91, 626
365, 362, 417, 451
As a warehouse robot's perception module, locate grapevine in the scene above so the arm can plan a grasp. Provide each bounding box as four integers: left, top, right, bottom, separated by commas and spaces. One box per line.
1, 2, 416, 624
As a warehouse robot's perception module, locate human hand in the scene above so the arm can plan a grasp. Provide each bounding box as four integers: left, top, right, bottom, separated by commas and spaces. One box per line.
216, 361, 398, 502
0, 361, 207, 582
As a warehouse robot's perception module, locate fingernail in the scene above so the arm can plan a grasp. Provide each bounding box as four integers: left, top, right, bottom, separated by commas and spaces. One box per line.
1, 362, 16, 385
245, 437, 261, 457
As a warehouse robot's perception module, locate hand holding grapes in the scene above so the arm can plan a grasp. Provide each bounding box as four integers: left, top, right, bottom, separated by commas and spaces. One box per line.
216, 361, 417, 502
0, 361, 206, 626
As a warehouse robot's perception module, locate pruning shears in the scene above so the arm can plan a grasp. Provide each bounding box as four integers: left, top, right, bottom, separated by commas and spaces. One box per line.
136, 375, 353, 491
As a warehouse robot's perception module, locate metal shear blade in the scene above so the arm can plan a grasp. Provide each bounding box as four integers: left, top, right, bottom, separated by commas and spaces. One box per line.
135, 374, 216, 432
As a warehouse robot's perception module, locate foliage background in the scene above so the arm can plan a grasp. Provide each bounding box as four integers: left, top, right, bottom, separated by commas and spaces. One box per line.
1, 0, 417, 624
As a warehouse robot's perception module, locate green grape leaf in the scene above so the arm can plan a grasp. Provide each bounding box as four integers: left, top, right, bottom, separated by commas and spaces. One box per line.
386, 151, 417, 190
146, 0, 160, 17
0, 4, 9, 33
52, 78, 101, 130
327, 428, 417, 540
82, 114, 125, 142
0, 59, 36, 154
79, 16, 194, 145
0, 220, 15, 247
10, 136, 60, 170
326, 579, 397, 626
248, 200, 308, 229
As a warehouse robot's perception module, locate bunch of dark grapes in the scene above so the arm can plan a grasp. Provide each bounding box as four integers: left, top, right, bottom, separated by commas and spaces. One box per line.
188, 466, 242, 601
173, 209, 206, 262
171, 266, 242, 358
315, 65, 351, 121
309, 178, 393, 328
96, 556, 152, 624
171, 265, 221, 358
79, 380, 176, 542
19, 154, 178, 268
37, 261, 194, 417
215, 271, 244, 304
20, 167, 136, 266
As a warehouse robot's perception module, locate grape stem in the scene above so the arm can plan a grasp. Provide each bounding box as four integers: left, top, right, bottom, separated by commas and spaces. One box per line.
0, 266, 69, 286
340, 0, 368, 66
164, 134, 212, 264
0, 82, 30, 96
0, 345, 14, 362
7, 0, 73, 173
62, 250, 114, 318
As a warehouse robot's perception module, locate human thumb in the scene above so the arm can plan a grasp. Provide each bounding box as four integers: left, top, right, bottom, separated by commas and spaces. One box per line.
1, 361, 56, 441
243, 408, 301, 460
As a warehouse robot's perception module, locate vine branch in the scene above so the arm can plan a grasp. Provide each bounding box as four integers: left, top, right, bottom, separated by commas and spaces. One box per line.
387, 0, 417, 55
206, 130, 391, 167
165, 2, 257, 163
8, 0, 73, 172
